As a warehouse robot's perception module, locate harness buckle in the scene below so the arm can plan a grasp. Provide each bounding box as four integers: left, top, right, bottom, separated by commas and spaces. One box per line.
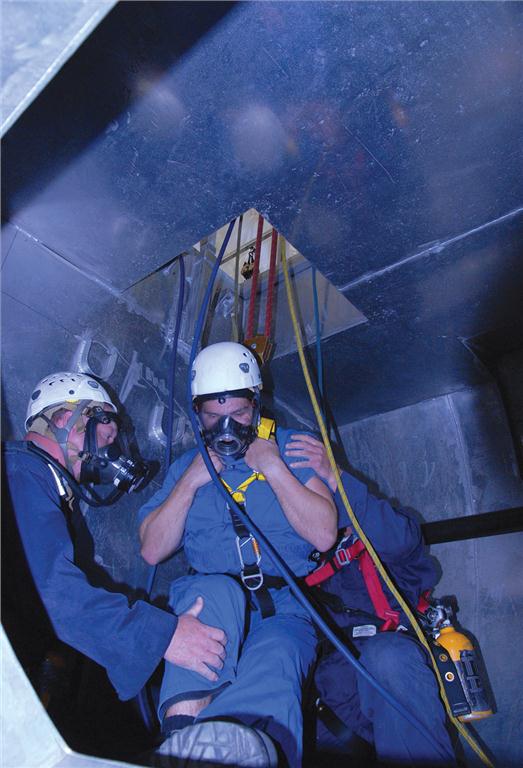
334, 534, 355, 568
335, 548, 350, 567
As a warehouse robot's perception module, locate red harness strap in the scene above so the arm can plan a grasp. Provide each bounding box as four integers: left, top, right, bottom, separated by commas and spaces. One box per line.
245, 214, 264, 339
417, 589, 432, 614
357, 549, 401, 631
305, 538, 432, 632
305, 539, 366, 587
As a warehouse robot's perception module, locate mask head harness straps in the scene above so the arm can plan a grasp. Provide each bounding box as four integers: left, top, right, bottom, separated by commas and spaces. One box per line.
39, 399, 91, 475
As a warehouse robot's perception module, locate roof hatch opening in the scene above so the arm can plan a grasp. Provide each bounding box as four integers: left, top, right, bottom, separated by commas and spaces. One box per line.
193, 209, 367, 360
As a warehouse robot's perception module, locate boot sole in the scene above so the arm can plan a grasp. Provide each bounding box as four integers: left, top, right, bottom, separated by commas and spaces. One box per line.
156, 720, 278, 767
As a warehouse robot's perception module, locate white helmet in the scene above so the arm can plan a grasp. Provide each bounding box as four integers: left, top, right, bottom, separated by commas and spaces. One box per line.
191, 342, 262, 399
25, 371, 116, 431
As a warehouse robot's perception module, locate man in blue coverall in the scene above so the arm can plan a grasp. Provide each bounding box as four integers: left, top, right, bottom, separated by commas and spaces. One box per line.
2, 372, 227, 724
139, 342, 338, 768
285, 434, 458, 767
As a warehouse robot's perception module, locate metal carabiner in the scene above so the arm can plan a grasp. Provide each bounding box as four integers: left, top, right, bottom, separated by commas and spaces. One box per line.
236, 534, 263, 591
235, 534, 262, 568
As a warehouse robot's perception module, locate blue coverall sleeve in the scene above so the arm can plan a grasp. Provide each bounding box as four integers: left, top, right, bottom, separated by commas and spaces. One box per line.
137, 452, 193, 532
277, 428, 317, 486
335, 471, 424, 563
6, 459, 177, 701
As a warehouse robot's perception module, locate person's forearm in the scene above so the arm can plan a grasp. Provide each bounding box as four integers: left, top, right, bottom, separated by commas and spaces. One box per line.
263, 461, 337, 551
139, 474, 196, 564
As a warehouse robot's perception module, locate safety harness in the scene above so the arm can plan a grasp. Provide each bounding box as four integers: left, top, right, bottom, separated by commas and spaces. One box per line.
222, 470, 284, 618
220, 410, 431, 629
222, 471, 265, 591
305, 531, 432, 632
7, 442, 77, 514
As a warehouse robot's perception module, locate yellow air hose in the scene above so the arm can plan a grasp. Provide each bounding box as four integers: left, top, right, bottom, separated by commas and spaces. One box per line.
279, 238, 494, 768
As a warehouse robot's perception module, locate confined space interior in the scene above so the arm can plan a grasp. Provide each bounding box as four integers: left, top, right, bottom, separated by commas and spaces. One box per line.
1, 2, 522, 768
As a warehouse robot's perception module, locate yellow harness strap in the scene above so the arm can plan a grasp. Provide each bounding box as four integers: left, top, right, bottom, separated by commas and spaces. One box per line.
221, 468, 269, 580
221, 470, 266, 503
219, 416, 275, 502
221, 418, 276, 592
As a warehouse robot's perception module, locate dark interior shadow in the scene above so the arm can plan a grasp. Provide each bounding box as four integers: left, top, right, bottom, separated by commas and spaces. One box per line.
2, 1, 237, 220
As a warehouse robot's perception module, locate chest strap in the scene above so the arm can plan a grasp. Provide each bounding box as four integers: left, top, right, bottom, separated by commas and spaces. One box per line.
221, 470, 266, 502
221, 472, 265, 590
222, 471, 276, 618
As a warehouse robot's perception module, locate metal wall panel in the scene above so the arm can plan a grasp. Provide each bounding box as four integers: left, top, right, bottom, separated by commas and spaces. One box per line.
337, 385, 523, 766
2, 0, 522, 423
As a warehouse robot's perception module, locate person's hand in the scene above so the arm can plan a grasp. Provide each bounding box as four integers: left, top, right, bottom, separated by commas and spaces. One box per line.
183, 450, 224, 491
164, 597, 227, 682
244, 437, 282, 475
285, 434, 337, 492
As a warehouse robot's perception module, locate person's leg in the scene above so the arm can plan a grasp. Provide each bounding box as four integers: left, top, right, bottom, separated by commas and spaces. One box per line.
159, 574, 247, 722
200, 589, 318, 768
357, 633, 457, 766
314, 646, 374, 756
155, 574, 278, 767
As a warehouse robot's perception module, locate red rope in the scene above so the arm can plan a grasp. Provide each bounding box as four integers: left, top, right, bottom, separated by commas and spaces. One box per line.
264, 229, 278, 337
246, 214, 264, 339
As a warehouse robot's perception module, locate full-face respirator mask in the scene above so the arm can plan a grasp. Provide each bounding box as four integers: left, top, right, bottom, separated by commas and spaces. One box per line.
200, 406, 259, 459
25, 373, 151, 507
79, 407, 150, 495
198, 394, 260, 460
190, 341, 264, 461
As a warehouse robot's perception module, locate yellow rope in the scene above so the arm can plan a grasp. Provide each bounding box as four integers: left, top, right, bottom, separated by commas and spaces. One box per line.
280, 238, 494, 768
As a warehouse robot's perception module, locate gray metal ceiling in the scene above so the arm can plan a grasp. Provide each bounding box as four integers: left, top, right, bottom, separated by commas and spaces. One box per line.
2, 0, 522, 425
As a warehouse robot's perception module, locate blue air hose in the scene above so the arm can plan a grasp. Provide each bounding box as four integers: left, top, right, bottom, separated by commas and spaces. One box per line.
165, 253, 186, 468
138, 254, 186, 733
185, 218, 449, 760
145, 253, 186, 599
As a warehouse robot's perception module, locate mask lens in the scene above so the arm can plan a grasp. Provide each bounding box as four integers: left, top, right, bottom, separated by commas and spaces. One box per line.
211, 432, 244, 457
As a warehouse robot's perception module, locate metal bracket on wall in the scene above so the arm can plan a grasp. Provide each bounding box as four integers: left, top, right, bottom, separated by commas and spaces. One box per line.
70, 333, 118, 380
119, 350, 145, 404
148, 402, 168, 447
119, 351, 169, 405
148, 401, 187, 447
